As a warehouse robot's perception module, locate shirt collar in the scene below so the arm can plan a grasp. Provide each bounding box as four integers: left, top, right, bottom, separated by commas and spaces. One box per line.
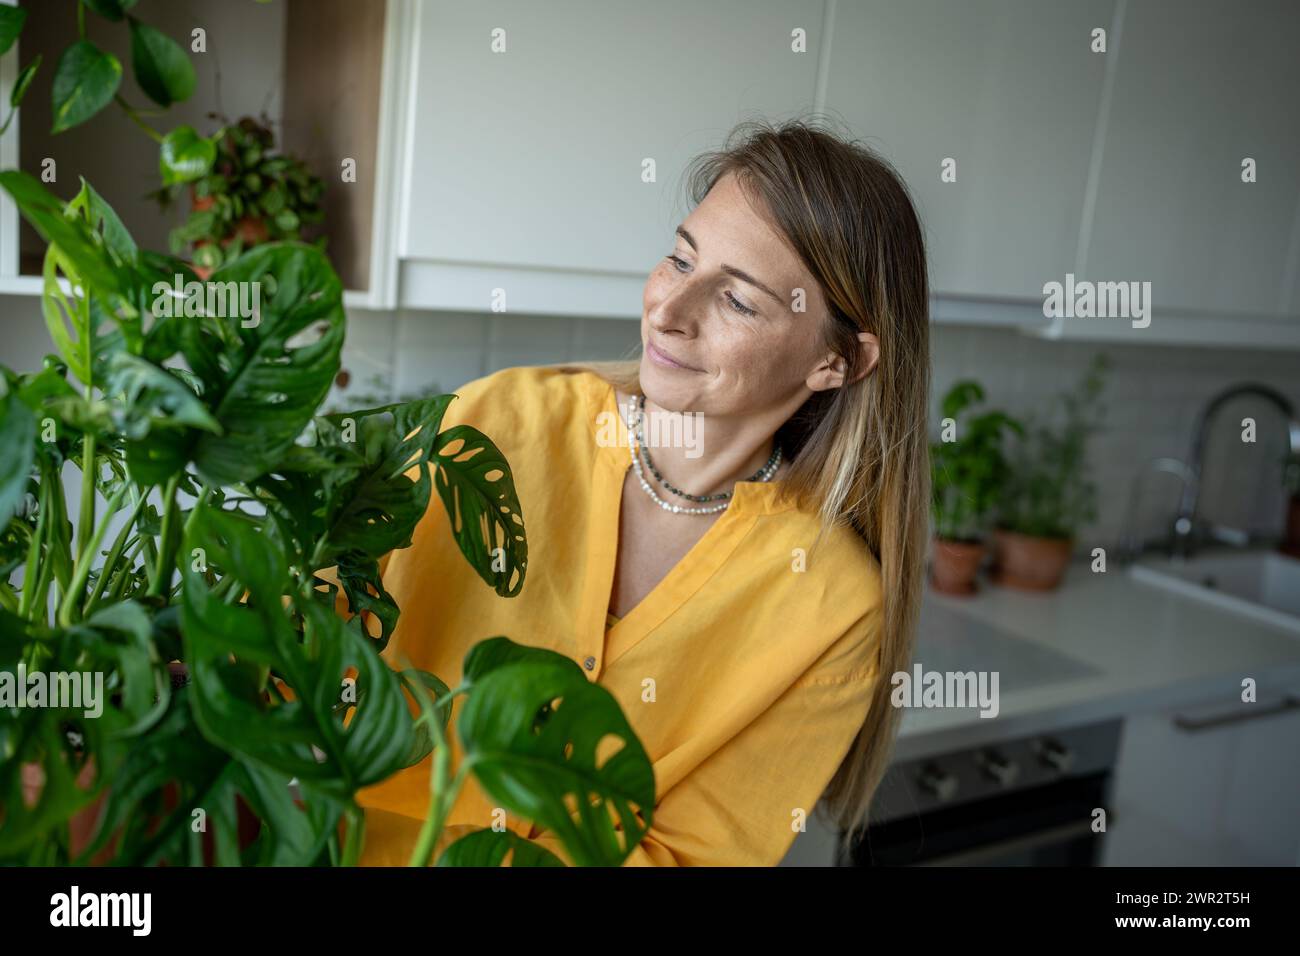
585, 373, 796, 516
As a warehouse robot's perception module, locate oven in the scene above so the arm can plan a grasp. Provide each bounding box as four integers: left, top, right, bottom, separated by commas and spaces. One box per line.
839, 718, 1123, 866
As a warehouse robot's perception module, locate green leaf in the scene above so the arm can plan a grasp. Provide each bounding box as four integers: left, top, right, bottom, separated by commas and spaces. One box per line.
433, 422, 528, 596
67, 177, 138, 269
186, 243, 344, 486
159, 125, 216, 186
457, 658, 655, 866
0, 384, 37, 526
0, 6, 26, 57
397, 669, 450, 767
129, 19, 195, 108
180, 505, 417, 795
461, 635, 585, 686
51, 41, 122, 134
314, 397, 456, 560
438, 827, 565, 867
40, 245, 114, 388
82, 0, 139, 21
102, 351, 220, 484
104, 352, 219, 439
11, 56, 40, 109
0, 171, 122, 298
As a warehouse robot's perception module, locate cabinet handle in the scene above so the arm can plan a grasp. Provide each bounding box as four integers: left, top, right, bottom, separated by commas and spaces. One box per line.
1172, 695, 1300, 733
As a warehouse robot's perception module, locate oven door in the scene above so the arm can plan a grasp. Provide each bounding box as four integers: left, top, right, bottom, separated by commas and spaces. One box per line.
841, 771, 1111, 866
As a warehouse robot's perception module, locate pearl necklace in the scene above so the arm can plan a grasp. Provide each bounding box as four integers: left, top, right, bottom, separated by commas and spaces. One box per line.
625, 394, 783, 515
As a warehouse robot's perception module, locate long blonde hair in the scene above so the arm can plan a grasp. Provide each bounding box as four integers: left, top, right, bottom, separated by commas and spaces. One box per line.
558, 117, 931, 849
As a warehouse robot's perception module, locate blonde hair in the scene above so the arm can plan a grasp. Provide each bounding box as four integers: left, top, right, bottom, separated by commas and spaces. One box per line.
557, 117, 930, 851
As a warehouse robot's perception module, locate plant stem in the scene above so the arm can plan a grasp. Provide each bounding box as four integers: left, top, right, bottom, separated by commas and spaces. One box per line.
182, 484, 212, 538
409, 759, 470, 868
17, 481, 49, 620
408, 692, 467, 867
129, 486, 159, 577
77, 1, 85, 39
58, 484, 127, 626
147, 474, 183, 598
76, 434, 96, 566
114, 96, 164, 144
105, 539, 145, 604
340, 806, 365, 867
83, 489, 150, 616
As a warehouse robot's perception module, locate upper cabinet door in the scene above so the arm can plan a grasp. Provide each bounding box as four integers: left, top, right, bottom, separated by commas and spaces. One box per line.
400, 0, 823, 276
825, 0, 1115, 301
1083, 0, 1300, 319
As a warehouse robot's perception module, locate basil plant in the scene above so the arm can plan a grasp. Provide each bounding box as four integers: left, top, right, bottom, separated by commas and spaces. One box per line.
0, 171, 653, 867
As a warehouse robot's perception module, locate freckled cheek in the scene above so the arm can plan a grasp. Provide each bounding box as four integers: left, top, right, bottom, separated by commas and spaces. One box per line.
642, 266, 673, 313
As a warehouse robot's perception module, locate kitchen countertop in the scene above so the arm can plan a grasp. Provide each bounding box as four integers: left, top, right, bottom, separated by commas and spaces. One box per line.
892, 557, 1300, 762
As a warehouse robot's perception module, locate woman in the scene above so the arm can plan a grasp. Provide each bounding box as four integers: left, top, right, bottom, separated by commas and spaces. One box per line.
351, 118, 931, 866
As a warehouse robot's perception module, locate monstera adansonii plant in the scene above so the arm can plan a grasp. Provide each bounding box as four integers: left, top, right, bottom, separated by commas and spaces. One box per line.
0, 170, 654, 867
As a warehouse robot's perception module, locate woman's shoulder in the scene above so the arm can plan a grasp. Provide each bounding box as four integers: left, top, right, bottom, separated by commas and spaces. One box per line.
443, 364, 607, 430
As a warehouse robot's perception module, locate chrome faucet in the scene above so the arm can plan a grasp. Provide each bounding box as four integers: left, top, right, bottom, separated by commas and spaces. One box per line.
1170, 383, 1300, 558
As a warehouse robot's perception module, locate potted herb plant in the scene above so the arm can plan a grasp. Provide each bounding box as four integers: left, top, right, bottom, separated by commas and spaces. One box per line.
0, 172, 652, 867
157, 115, 326, 279
929, 381, 1022, 594
992, 354, 1109, 591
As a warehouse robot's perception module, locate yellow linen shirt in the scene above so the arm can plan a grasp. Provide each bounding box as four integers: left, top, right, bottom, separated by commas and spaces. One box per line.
350, 365, 884, 866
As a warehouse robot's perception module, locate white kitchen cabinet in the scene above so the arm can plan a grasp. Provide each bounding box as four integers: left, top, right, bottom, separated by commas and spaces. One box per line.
0, 0, 396, 307
396, 0, 823, 316
1081, 0, 1300, 322
1103, 685, 1300, 866
824, 0, 1114, 304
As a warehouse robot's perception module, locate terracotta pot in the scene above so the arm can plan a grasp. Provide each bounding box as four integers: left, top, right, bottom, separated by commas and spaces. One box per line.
990, 529, 1073, 591
230, 215, 269, 246
930, 537, 986, 595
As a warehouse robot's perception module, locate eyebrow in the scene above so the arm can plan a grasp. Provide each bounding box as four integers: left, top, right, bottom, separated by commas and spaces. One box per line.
676, 227, 785, 305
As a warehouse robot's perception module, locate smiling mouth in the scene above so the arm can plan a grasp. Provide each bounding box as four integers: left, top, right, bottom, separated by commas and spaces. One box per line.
647, 341, 700, 372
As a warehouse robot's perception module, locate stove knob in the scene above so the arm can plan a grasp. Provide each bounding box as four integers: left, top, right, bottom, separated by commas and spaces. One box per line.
976, 748, 1020, 787
916, 763, 958, 801
1036, 738, 1073, 772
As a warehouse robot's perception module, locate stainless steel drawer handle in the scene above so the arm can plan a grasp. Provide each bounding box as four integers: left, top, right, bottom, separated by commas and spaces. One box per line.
1172, 695, 1300, 732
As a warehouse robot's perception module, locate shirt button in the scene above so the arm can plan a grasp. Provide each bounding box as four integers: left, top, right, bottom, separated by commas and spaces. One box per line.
583, 656, 596, 671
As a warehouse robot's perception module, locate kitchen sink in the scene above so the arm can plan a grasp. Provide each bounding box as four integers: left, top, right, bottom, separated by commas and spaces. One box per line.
1129, 550, 1300, 632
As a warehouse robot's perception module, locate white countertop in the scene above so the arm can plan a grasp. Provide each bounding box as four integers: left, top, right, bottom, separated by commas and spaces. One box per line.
892, 558, 1300, 761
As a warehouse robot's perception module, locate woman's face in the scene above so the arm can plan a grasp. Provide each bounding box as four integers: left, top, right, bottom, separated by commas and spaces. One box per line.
640, 171, 836, 416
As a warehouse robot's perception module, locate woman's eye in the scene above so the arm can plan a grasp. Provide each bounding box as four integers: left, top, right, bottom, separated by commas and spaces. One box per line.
663, 254, 756, 316
725, 291, 757, 317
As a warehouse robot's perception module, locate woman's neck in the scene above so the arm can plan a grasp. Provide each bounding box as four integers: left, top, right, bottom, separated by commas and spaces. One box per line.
619, 390, 789, 496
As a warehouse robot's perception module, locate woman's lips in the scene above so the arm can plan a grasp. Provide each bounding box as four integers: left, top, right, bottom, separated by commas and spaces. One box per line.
647, 341, 700, 372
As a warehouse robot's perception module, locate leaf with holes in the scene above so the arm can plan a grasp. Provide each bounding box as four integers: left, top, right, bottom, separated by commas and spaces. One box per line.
456, 660, 654, 866
181, 243, 344, 486
433, 423, 527, 597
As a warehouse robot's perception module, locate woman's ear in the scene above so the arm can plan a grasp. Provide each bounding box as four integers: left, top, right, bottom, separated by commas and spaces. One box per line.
852, 331, 880, 384
807, 332, 881, 391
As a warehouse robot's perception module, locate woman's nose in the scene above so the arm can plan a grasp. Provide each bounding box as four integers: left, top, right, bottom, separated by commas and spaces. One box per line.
650, 276, 706, 334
